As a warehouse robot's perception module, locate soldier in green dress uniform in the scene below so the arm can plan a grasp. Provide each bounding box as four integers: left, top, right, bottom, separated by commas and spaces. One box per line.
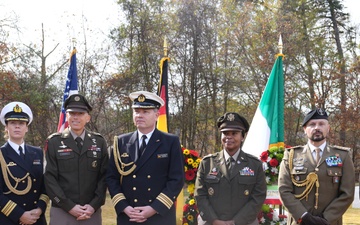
195, 112, 267, 225
44, 94, 108, 225
278, 108, 355, 225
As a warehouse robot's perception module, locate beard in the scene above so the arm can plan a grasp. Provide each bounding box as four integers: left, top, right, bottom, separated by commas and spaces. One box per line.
309, 131, 325, 142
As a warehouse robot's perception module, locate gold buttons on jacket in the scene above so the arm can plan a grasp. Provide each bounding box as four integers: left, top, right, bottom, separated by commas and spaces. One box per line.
133, 175, 136, 178
147, 175, 151, 179
133, 187, 137, 191
134, 199, 138, 203
148, 188, 151, 191
34, 190, 37, 193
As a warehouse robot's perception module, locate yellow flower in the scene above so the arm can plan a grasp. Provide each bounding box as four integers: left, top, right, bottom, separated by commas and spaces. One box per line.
189, 199, 195, 205
192, 162, 198, 168
184, 166, 188, 172
187, 183, 195, 193
196, 158, 201, 163
183, 149, 190, 155
187, 215, 194, 221
183, 223, 189, 225
187, 158, 194, 164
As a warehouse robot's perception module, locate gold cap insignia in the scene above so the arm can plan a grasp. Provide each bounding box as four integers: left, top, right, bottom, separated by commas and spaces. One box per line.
74, 96, 80, 101
138, 94, 146, 102
244, 190, 249, 196
13, 104, 22, 113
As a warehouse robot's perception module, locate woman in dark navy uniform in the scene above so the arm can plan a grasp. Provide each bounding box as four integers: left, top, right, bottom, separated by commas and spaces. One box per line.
0, 102, 48, 225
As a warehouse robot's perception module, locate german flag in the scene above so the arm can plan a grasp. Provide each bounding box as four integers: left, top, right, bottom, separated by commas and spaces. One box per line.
157, 57, 170, 133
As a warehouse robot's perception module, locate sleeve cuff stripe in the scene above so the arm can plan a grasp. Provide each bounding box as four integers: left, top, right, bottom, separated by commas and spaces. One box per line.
1, 200, 17, 216
156, 193, 173, 209
112, 193, 126, 207
39, 194, 50, 204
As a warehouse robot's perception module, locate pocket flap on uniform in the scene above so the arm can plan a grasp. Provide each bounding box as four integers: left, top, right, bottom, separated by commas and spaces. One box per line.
327, 168, 342, 176
291, 167, 307, 175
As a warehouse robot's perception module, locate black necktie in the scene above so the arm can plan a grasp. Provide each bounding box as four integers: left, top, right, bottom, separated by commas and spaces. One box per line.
227, 157, 235, 176
19, 146, 24, 160
75, 137, 83, 151
138, 135, 147, 157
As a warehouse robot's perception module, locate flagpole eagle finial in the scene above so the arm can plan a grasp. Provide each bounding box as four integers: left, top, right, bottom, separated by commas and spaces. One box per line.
163, 37, 168, 57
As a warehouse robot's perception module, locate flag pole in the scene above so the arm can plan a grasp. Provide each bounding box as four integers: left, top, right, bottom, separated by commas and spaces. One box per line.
164, 36, 168, 57
278, 34, 283, 54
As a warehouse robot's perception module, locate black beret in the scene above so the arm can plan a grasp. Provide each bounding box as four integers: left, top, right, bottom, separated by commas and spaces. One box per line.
302, 108, 328, 126
64, 94, 92, 113
217, 112, 250, 132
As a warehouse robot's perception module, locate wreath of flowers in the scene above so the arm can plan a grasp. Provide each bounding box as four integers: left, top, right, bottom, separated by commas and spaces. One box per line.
259, 145, 286, 185
258, 144, 289, 225
258, 204, 287, 225
182, 146, 201, 225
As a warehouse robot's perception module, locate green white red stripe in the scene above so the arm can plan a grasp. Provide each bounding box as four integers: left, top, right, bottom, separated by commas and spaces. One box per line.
242, 54, 284, 157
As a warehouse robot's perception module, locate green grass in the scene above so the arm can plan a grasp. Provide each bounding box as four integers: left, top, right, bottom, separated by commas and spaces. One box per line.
45, 192, 360, 225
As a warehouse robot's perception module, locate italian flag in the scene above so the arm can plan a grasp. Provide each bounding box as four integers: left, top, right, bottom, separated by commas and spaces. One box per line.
242, 54, 285, 158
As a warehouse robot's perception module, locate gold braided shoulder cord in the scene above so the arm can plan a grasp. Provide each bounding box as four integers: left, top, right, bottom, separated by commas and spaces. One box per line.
289, 149, 320, 209
0, 150, 32, 195
113, 136, 136, 184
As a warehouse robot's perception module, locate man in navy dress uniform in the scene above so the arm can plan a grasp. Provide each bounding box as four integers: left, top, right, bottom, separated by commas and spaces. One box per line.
106, 91, 185, 225
0, 102, 49, 225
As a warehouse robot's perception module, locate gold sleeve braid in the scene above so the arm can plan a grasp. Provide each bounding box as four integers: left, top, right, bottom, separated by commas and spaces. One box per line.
289, 149, 320, 209
111, 193, 126, 207
112, 136, 137, 184
156, 193, 173, 209
0, 150, 32, 195
1, 200, 17, 216
39, 194, 50, 205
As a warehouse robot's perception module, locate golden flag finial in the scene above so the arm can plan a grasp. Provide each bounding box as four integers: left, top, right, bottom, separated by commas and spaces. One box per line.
163, 36, 168, 57
278, 34, 283, 54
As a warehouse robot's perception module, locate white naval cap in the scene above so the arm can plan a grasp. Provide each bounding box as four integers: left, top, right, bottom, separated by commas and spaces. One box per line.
129, 91, 164, 109
0, 102, 33, 126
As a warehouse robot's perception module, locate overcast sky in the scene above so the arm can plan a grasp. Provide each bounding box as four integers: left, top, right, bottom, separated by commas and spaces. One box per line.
1, 0, 359, 55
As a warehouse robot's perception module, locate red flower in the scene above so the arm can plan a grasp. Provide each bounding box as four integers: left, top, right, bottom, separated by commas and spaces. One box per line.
260, 151, 268, 162
185, 169, 196, 181
269, 158, 279, 167
183, 204, 189, 211
190, 150, 199, 157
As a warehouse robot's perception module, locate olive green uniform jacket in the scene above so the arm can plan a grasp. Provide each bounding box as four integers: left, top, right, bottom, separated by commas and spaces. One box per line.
278, 144, 355, 225
195, 150, 267, 225
44, 128, 108, 212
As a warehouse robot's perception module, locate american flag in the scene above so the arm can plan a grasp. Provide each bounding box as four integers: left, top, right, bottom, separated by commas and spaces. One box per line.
57, 48, 79, 132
